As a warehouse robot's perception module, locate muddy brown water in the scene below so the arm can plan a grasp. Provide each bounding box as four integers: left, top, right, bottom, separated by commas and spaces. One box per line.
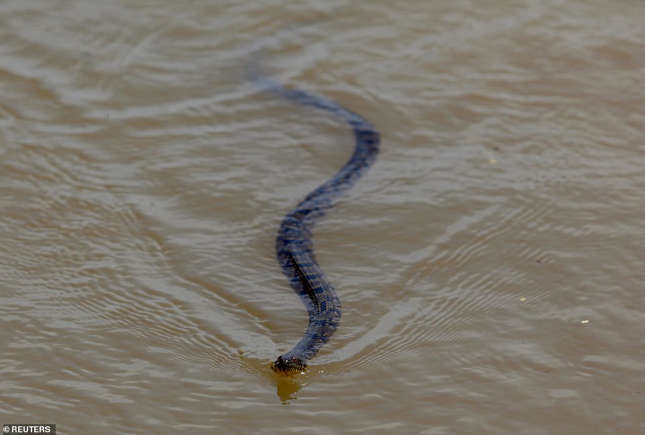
1, 0, 644, 433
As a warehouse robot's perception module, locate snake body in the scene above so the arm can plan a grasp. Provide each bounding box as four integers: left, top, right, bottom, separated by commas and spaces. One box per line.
253, 71, 380, 373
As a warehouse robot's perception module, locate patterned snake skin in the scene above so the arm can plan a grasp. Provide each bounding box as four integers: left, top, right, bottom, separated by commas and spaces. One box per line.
252, 68, 380, 373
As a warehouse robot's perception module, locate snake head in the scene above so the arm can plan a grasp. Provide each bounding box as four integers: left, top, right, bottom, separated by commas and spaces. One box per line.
272, 355, 307, 374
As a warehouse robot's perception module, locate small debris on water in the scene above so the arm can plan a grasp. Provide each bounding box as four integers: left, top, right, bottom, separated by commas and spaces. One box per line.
519, 297, 527, 302
580, 319, 589, 324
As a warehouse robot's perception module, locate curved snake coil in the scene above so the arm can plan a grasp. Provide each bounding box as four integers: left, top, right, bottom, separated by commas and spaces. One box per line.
252, 70, 380, 373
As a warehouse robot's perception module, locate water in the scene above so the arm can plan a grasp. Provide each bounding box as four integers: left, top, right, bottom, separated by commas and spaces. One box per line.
1, 0, 644, 433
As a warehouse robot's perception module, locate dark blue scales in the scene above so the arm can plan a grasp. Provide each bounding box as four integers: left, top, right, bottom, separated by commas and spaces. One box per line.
252, 70, 380, 373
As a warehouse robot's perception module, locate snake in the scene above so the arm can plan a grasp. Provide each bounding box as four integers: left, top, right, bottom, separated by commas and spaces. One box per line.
251, 66, 380, 373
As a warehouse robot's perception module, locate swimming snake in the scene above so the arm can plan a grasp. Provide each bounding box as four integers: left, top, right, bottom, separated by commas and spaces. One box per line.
251, 67, 380, 373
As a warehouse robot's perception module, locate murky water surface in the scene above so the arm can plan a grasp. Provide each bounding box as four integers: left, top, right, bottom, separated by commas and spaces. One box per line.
1, 0, 644, 433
